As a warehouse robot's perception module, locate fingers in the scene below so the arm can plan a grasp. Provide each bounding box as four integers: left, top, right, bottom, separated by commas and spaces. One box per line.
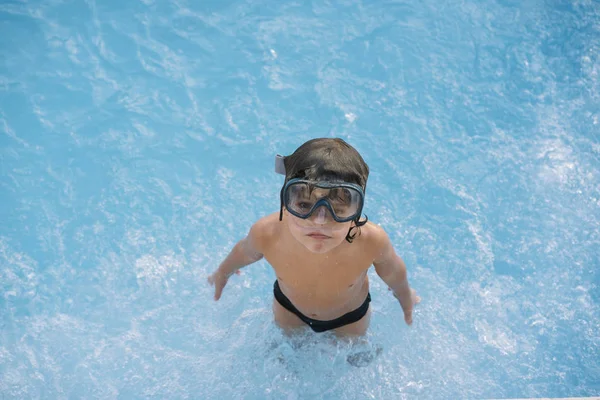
213, 275, 227, 301
411, 289, 421, 305
214, 283, 224, 301
207, 272, 226, 301
405, 289, 420, 325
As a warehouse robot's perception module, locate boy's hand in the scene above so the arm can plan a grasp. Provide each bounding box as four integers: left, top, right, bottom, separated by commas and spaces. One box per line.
391, 288, 421, 325
207, 269, 240, 300
403, 289, 421, 325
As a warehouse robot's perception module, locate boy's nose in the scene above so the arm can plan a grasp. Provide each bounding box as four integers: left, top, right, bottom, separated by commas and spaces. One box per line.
311, 206, 331, 224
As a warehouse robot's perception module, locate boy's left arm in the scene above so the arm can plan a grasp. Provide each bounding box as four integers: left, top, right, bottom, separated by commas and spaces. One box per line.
372, 226, 419, 325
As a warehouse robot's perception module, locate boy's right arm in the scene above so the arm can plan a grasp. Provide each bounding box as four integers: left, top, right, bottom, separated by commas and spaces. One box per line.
207, 221, 266, 300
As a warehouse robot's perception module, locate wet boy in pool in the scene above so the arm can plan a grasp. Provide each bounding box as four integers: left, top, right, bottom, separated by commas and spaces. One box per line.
208, 138, 419, 336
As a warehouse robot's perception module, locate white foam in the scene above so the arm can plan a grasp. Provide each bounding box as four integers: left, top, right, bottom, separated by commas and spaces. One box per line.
474, 319, 518, 355
135, 254, 182, 286
345, 112, 358, 123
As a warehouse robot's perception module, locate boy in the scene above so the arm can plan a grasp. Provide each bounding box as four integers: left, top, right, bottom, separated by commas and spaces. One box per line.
208, 138, 419, 336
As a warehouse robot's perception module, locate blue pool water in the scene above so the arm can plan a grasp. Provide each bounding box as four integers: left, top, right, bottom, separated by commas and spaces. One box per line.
1, 0, 599, 398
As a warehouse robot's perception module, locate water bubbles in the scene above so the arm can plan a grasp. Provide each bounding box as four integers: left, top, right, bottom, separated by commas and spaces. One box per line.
134, 254, 182, 289
344, 112, 358, 123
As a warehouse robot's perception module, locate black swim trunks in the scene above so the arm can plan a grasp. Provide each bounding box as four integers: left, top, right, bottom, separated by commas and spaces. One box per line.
273, 280, 371, 333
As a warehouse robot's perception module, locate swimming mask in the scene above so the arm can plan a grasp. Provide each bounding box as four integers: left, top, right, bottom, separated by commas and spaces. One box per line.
281, 178, 364, 223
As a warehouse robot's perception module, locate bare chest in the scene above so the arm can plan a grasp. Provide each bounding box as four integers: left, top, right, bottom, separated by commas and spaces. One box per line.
264, 244, 372, 297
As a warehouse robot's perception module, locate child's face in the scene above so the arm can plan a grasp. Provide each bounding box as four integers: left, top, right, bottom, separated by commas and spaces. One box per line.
284, 205, 353, 254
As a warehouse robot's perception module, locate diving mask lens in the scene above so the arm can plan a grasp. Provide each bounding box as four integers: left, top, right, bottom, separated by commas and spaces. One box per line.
283, 179, 364, 222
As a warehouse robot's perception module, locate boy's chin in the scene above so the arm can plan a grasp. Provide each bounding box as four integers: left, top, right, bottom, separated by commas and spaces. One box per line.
300, 237, 344, 254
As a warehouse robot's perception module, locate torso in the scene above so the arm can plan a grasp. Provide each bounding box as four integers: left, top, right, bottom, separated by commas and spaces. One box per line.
259, 213, 379, 320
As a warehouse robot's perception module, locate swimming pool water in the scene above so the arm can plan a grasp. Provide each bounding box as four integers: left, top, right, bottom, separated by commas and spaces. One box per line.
1, 0, 599, 398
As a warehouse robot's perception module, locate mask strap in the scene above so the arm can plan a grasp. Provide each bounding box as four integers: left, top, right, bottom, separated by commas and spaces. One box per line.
275, 154, 286, 175
277, 154, 286, 221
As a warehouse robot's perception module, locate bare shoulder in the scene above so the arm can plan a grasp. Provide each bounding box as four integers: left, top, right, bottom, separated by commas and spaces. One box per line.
248, 213, 283, 251
359, 221, 390, 244
357, 221, 392, 256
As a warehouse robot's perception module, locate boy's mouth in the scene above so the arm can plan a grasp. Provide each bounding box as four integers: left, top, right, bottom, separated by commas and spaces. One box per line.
307, 232, 331, 239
